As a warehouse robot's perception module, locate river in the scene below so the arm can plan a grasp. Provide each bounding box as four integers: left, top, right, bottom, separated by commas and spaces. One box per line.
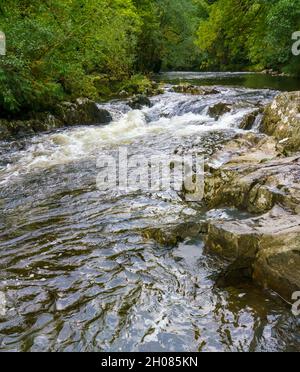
0, 72, 299, 352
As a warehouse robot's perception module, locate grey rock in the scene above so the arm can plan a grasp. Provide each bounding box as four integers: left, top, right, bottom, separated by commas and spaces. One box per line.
128, 95, 152, 110
0, 98, 112, 140
57, 98, 112, 126
173, 84, 220, 96
208, 102, 231, 120
205, 207, 300, 301
261, 91, 300, 153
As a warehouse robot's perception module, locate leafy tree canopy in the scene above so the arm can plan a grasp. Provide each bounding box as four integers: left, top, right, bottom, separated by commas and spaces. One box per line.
0, 0, 299, 115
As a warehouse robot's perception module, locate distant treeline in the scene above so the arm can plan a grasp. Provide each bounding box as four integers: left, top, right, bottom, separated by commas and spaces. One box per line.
197, 0, 300, 75
0, 0, 299, 115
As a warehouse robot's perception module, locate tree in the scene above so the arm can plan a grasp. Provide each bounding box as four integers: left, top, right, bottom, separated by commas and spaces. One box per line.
0, 0, 141, 114
195, 0, 300, 74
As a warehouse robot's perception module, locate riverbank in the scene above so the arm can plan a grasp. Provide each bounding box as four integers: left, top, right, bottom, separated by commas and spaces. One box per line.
201, 91, 300, 301
0, 98, 113, 141
136, 82, 300, 303
0, 75, 299, 351
0, 79, 163, 141
1, 82, 299, 301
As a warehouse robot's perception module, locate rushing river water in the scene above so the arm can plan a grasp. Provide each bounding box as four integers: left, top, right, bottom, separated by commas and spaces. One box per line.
0, 73, 300, 352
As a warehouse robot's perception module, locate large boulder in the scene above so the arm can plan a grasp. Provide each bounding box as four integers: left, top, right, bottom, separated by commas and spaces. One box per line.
206, 153, 300, 214
128, 94, 152, 110
203, 130, 300, 300
205, 207, 300, 301
205, 133, 290, 214
208, 102, 231, 120
261, 91, 300, 153
0, 115, 62, 140
0, 98, 112, 140
56, 98, 112, 126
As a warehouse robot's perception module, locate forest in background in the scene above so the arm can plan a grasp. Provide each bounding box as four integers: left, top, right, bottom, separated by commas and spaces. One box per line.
0, 0, 300, 116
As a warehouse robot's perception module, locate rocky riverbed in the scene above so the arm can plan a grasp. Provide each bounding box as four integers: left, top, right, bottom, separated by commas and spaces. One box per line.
202, 91, 300, 301
0, 74, 300, 351
142, 85, 300, 302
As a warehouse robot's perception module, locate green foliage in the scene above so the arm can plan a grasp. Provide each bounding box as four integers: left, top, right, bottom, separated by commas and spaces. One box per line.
158, 0, 208, 71
133, 0, 163, 73
0, 0, 207, 115
133, 0, 208, 72
119, 74, 153, 95
196, 0, 300, 75
0, 0, 141, 114
1, 0, 299, 117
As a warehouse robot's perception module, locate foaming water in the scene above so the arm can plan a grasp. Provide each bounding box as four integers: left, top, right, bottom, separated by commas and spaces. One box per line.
0, 81, 299, 352
0, 87, 273, 184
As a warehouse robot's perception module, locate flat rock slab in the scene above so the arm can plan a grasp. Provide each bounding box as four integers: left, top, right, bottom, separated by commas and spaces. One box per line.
205, 207, 300, 301
205, 133, 300, 214
202, 128, 300, 300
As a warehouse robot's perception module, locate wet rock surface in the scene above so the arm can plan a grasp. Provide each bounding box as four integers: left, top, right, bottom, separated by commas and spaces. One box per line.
128, 94, 152, 110
239, 109, 262, 130
208, 102, 232, 120
205, 134, 297, 213
0, 98, 112, 140
0, 115, 63, 140
173, 84, 220, 96
142, 221, 207, 247
205, 207, 300, 301
262, 91, 300, 153
56, 98, 112, 126
202, 113, 300, 300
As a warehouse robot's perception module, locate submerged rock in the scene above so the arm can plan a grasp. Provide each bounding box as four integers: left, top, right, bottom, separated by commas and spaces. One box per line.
173, 84, 220, 96
143, 221, 206, 247
128, 94, 152, 110
261, 91, 300, 153
208, 102, 231, 120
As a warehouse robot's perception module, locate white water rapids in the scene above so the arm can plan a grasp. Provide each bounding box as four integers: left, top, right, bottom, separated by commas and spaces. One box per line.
0, 80, 299, 352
